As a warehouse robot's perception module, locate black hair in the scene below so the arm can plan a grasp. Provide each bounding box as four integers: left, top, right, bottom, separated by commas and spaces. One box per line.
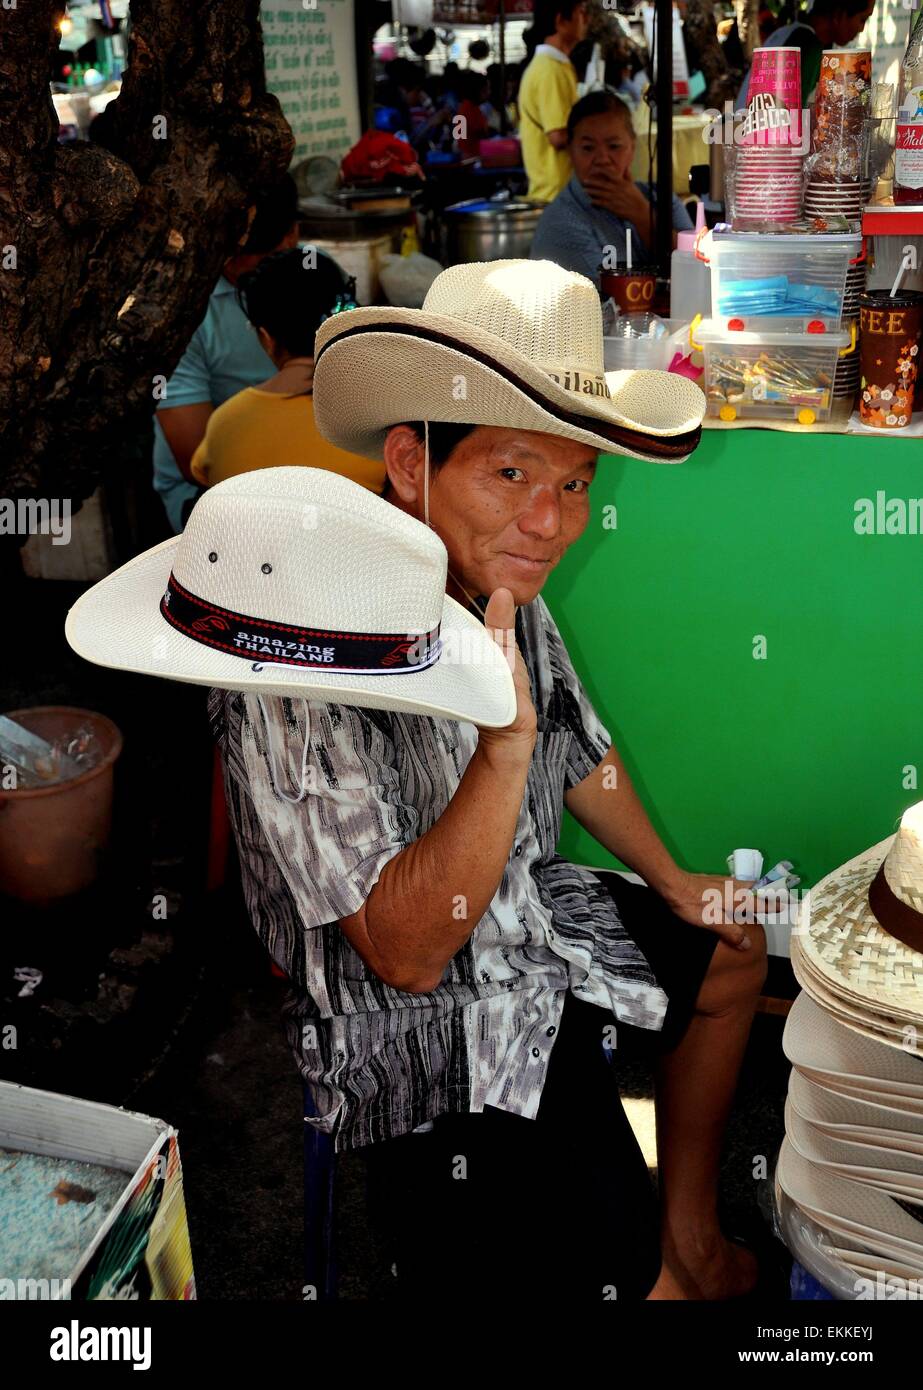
459, 68, 489, 102
566, 87, 634, 142
404, 421, 478, 468
242, 174, 299, 254
236, 248, 357, 358
531, 0, 584, 45
809, 0, 873, 14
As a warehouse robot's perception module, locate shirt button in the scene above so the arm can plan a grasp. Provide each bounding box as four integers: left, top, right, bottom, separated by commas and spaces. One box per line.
514, 844, 523, 857
531, 1048, 540, 1058
546, 1026, 556, 1037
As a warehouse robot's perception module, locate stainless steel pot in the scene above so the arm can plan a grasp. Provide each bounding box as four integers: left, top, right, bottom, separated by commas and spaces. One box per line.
442, 198, 544, 264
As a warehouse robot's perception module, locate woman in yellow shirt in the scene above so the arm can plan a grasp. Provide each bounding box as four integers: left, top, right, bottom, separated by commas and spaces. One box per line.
190, 249, 385, 494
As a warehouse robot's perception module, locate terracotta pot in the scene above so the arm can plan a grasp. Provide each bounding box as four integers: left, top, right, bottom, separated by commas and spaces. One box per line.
0, 706, 123, 905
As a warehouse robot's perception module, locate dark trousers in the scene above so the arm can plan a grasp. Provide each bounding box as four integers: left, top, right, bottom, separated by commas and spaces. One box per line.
362, 992, 662, 1303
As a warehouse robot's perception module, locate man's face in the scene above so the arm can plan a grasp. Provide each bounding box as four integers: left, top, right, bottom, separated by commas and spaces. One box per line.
388, 425, 598, 607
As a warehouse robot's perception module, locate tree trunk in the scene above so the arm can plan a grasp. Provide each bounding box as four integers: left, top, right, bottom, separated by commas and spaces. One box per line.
0, 0, 293, 510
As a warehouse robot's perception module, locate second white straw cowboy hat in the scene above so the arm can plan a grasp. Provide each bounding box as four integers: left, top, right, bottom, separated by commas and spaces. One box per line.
311, 259, 707, 464
65, 468, 516, 727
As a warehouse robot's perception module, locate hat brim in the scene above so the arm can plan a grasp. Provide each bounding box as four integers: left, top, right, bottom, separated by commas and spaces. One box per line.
783, 992, 923, 1092
777, 1140, 923, 1264
785, 1099, 923, 1192
789, 1069, 923, 1145
312, 307, 705, 464
65, 538, 517, 727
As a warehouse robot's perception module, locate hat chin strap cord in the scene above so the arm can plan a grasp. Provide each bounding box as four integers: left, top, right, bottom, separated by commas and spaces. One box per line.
254, 417, 429, 801
255, 692, 313, 805
423, 419, 431, 530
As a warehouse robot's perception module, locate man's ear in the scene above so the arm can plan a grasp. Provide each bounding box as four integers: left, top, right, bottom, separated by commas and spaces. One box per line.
383, 425, 425, 508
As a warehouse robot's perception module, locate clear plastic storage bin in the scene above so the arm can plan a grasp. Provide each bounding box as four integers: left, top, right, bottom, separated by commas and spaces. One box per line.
693, 317, 854, 424
705, 229, 862, 332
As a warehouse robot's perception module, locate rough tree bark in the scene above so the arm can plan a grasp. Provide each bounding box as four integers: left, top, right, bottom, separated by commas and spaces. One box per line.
0, 0, 293, 508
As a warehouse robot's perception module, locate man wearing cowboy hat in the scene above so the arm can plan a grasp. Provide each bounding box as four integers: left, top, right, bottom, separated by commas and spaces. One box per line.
207, 260, 769, 1301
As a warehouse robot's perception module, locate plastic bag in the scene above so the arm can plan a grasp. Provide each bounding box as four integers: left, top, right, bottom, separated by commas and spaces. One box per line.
379, 251, 444, 309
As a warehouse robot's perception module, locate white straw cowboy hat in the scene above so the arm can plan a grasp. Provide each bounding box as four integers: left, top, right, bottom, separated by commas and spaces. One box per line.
65, 468, 516, 727
791, 802, 923, 1045
312, 259, 706, 464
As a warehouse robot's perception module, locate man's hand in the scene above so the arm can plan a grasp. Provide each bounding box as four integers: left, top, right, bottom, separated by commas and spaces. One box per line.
475, 587, 538, 760
660, 870, 762, 951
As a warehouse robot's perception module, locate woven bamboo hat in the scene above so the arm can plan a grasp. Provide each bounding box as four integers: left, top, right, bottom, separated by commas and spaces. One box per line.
792, 802, 923, 1043
311, 259, 706, 464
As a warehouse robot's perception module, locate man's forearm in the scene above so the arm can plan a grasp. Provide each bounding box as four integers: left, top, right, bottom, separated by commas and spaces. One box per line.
564, 745, 683, 897
344, 740, 532, 993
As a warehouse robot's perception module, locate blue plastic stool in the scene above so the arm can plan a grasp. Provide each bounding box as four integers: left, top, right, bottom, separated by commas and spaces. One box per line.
303, 1085, 337, 1300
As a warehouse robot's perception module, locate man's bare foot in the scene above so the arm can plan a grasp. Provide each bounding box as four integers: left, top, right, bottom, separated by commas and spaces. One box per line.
646, 1234, 759, 1301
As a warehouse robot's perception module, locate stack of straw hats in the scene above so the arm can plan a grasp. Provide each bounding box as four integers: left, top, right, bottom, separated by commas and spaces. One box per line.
777, 802, 923, 1287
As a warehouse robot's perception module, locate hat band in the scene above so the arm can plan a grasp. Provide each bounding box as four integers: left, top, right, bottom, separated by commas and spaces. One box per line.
160, 573, 441, 674
868, 861, 923, 954
315, 321, 702, 461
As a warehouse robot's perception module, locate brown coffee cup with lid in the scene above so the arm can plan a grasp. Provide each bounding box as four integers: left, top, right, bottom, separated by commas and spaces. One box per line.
858, 290, 923, 429
600, 263, 657, 313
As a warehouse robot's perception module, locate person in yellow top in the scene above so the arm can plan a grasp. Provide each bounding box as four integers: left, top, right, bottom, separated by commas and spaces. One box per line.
190, 249, 385, 497
518, 0, 589, 204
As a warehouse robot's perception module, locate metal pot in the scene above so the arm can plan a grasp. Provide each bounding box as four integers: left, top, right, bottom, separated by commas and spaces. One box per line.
442, 198, 544, 264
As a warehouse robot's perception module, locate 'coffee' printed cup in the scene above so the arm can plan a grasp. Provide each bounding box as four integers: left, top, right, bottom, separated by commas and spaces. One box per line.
858, 290, 923, 429
599, 266, 657, 312
742, 46, 803, 147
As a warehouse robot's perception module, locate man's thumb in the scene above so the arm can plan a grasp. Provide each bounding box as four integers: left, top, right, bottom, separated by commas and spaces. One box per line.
484, 586, 514, 634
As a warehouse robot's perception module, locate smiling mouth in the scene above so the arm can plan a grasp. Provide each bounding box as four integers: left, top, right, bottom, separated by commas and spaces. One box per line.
503, 553, 554, 570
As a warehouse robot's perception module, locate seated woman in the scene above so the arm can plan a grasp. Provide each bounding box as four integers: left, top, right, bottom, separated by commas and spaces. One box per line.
190, 250, 385, 495
530, 89, 693, 290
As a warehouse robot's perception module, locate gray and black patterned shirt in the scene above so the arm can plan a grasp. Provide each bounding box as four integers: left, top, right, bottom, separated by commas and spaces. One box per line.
210, 595, 667, 1152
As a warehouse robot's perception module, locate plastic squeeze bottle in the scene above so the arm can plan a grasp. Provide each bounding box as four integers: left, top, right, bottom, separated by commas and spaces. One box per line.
669, 201, 711, 321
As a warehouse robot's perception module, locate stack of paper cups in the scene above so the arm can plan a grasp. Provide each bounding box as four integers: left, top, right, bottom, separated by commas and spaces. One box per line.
734, 47, 805, 226
804, 50, 872, 222
834, 253, 868, 399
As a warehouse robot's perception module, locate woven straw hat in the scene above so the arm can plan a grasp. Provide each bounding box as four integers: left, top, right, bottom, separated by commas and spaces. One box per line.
312, 260, 706, 464
793, 802, 923, 1040
65, 468, 516, 726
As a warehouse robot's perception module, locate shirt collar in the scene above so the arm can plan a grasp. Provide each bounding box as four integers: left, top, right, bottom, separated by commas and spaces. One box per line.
535, 43, 569, 65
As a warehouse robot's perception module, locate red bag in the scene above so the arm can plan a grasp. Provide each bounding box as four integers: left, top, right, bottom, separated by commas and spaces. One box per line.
340, 131, 423, 185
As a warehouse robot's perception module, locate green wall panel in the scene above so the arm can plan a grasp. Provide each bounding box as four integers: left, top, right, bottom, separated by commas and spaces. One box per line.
542, 427, 922, 889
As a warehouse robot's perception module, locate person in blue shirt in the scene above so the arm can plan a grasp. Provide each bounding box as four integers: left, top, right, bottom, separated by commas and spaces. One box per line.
530, 89, 693, 287
152, 177, 300, 532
